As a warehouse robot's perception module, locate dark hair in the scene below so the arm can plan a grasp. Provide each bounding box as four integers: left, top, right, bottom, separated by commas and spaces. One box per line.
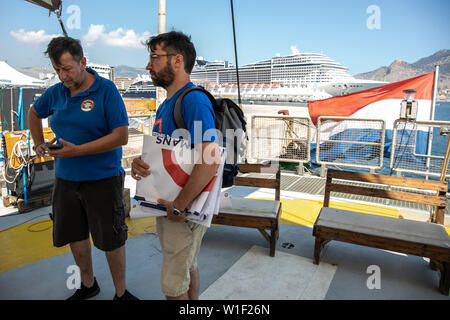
145, 31, 196, 74
45, 36, 84, 64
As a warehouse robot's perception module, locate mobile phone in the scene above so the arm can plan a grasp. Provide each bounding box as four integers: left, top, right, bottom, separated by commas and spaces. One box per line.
45, 142, 63, 150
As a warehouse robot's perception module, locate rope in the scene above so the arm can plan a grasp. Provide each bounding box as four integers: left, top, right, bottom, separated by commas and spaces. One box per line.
0, 214, 51, 233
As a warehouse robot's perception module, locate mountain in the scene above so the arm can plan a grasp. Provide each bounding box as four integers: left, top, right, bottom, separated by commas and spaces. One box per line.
355, 49, 450, 98
17, 65, 147, 80
113, 65, 147, 78
17, 66, 53, 79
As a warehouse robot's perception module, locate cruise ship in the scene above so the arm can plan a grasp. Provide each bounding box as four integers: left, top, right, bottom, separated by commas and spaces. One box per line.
40, 60, 113, 86
122, 75, 156, 99
86, 60, 113, 80
121, 74, 157, 115
191, 51, 387, 102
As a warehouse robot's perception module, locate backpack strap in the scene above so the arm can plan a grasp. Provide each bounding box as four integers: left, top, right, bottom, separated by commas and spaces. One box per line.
173, 86, 216, 130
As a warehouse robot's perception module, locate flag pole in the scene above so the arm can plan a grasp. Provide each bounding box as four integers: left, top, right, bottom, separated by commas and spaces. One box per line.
425, 65, 439, 178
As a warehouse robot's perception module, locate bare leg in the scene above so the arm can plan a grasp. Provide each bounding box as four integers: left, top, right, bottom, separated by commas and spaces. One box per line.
188, 268, 200, 300
70, 239, 94, 287
105, 245, 126, 297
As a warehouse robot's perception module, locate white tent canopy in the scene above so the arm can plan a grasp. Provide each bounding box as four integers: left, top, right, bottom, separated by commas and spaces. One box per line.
0, 61, 46, 87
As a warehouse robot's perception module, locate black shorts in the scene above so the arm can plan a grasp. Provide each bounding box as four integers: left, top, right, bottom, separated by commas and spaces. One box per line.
51, 173, 128, 251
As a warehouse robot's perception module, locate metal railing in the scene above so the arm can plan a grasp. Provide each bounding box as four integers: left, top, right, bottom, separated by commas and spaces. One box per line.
122, 113, 449, 181
122, 113, 156, 169
249, 115, 312, 169
390, 119, 450, 178
316, 116, 386, 171
128, 113, 156, 135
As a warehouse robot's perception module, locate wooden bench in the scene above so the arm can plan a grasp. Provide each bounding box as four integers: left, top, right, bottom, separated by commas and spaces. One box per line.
212, 163, 281, 257
312, 169, 450, 295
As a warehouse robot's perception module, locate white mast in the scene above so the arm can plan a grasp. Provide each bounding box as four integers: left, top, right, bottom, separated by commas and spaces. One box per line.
156, 0, 167, 108
158, 0, 166, 34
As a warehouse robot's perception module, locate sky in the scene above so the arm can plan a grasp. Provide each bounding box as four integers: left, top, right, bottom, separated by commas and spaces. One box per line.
0, 0, 449, 75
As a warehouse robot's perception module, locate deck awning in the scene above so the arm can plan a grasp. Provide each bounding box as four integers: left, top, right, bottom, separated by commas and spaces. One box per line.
24, 0, 62, 11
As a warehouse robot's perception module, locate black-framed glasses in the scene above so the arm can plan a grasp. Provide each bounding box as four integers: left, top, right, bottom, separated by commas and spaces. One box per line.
149, 53, 176, 63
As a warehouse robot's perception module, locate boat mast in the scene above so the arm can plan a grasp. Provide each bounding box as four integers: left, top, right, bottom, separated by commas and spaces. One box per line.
158, 0, 166, 35
156, 0, 167, 108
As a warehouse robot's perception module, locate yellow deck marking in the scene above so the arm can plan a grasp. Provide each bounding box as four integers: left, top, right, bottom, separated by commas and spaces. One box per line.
0, 217, 156, 274
279, 198, 400, 227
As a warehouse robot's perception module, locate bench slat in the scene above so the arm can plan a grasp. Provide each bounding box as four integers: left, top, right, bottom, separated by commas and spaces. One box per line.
327, 169, 448, 192
235, 176, 279, 189
212, 214, 276, 229
316, 207, 450, 250
238, 163, 279, 174
314, 225, 450, 262
328, 183, 447, 207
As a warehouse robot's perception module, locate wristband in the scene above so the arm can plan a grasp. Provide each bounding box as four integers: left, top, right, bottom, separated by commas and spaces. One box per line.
170, 202, 186, 216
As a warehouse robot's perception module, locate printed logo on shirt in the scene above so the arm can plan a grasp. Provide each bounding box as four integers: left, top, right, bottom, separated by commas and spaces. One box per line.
153, 118, 162, 133
81, 99, 94, 112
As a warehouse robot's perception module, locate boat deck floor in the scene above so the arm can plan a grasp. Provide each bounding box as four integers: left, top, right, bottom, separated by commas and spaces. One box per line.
0, 173, 449, 300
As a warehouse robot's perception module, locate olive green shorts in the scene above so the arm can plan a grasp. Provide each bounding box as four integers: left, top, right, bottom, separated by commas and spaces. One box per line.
156, 216, 207, 297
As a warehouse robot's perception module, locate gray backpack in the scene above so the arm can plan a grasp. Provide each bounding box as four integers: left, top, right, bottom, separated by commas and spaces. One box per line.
173, 86, 247, 187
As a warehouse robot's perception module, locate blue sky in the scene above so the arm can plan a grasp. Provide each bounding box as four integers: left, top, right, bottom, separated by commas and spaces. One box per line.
1, 0, 449, 75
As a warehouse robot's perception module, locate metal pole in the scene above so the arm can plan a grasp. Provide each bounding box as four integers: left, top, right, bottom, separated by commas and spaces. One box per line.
230, 0, 242, 108
425, 66, 439, 179
56, 11, 68, 37
156, 0, 167, 109
433, 132, 450, 224
439, 136, 450, 182
10, 88, 14, 131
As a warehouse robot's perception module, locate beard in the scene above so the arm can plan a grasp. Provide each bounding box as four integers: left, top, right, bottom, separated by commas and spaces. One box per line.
151, 62, 175, 88
61, 71, 84, 90
62, 78, 82, 90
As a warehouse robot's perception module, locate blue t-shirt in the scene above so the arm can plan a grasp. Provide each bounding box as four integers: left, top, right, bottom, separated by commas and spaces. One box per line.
33, 68, 129, 181
152, 82, 217, 144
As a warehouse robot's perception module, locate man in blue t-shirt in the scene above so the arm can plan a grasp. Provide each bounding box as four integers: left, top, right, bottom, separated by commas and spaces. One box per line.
28, 37, 137, 300
131, 31, 220, 300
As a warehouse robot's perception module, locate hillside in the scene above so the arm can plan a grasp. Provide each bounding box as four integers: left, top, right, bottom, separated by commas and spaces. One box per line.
355, 49, 450, 99
113, 65, 147, 78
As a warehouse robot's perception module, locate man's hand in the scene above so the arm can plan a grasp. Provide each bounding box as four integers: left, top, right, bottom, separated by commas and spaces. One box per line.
48, 138, 79, 158
131, 156, 151, 180
157, 198, 187, 222
34, 137, 55, 157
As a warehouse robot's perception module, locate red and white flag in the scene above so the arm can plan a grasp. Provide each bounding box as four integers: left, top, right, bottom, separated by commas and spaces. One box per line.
308, 72, 434, 127
308, 72, 435, 158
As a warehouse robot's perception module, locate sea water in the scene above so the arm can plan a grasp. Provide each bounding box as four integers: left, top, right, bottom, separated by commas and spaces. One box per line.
432, 102, 450, 155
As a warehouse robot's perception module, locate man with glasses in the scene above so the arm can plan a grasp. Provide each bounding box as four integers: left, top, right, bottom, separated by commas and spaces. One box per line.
131, 31, 220, 300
